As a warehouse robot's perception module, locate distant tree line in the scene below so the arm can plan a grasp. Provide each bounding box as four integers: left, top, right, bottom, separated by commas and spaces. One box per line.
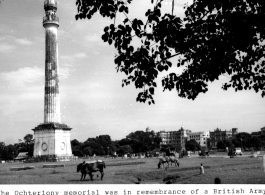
0, 130, 161, 160
0, 134, 34, 161
215, 132, 265, 151
71, 130, 161, 157
1, 131, 263, 160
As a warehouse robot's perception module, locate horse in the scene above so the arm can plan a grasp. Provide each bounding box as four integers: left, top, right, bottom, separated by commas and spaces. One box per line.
77, 160, 106, 181
158, 156, 169, 169
168, 156, 180, 167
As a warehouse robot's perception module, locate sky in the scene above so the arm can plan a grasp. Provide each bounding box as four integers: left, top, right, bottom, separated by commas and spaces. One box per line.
0, 0, 264, 145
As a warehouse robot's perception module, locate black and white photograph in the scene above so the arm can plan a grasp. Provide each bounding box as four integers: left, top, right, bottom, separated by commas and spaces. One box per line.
0, 0, 265, 188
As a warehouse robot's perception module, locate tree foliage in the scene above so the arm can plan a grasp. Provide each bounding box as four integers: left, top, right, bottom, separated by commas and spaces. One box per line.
185, 139, 201, 151
214, 132, 265, 151
216, 140, 226, 150
0, 145, 17, 160
76, 0, 265, 104
86, 135, 113, 155
234, 132, 252, 149
216, 138, 234, 150
125, 130, 161, 152
71, 139, 81, 147
83, 140, 105, 155
117, 144, 133, 155
70, 131, 161, 156
0, 142, 5, 148
0, 134, 34, 160
24, 134, 33, 144
71, 139, 84, 156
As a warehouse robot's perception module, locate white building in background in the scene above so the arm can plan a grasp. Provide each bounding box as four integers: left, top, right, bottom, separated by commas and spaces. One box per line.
158, 127, 191, 150
189, 131, 210, 147
158, 130, 178, 145
145, 126, 151, 132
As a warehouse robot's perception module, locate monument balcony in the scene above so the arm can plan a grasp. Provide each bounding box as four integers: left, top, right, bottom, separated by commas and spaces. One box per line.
43, 15, 59, 26
44, 0, 57, 11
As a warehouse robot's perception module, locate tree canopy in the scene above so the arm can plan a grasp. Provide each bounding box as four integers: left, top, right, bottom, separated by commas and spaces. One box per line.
0, 134, 35, 160
214, 132, 265, 151
76, 0, 265, 104
185, 139, 201, 151
125, 130, 161, 152
69, 131, 162, 156
117, 144, 133, 155
24, 134, 33, 144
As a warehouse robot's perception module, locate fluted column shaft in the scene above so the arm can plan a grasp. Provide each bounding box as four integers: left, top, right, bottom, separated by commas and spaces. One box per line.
44, 23, 61, 123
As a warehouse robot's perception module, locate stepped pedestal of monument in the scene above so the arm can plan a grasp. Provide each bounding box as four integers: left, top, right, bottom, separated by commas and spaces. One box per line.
32, 123, 75, 162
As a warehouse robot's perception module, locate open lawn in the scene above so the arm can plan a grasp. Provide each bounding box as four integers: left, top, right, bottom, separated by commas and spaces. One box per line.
0, 155, 264, 184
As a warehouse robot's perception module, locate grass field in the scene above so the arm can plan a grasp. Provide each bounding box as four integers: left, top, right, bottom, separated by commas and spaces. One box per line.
0, 155, 264, 184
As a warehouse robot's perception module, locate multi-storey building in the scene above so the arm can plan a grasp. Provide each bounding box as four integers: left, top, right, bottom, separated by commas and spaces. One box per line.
158, 127, 241, 150
179, 127, 191, 150
251, 126, 265, 137
189, 131, 210, 147
158, 127, 191, 151
210, 128, 238, 147
158, 130, 178, 145
231, 128, 239, 136
251, 131, 261, 137
261, 127, 265, 135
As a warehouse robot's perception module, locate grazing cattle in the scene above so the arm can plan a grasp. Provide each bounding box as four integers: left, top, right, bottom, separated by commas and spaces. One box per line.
77, 160, 106, 181
199, 151, 209, 158
168, 156, 180, 167
158, 156, 169, 169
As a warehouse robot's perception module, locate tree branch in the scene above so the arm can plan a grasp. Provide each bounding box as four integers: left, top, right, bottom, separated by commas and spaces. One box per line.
155, 52, 180, 65
123, 12, 132, 24
172, 0, 174, 15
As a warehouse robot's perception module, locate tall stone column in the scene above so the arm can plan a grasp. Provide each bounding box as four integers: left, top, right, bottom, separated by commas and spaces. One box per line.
43, 0, 61, 123
32, 0, 73, 162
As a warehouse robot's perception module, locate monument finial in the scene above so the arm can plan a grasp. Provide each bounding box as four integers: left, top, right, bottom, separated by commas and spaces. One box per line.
43, 0, 59, 27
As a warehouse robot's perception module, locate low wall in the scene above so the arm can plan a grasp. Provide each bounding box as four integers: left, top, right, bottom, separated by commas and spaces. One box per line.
10, 166, 35, 171
43, 164, 65, 168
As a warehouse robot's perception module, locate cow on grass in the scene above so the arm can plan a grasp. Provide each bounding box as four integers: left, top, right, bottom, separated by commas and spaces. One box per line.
158, 156, 180, 169
158, 156, 169, 169
168, 156, 180, 167
77, 160, 106, 181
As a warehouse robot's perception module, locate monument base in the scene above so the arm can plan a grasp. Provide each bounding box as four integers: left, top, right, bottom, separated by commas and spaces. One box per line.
29, 155, 78, 162
32, 123, 73, 159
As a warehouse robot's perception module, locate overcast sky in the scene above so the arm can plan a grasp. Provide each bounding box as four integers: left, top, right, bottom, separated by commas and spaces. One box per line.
0, 0, 264, 144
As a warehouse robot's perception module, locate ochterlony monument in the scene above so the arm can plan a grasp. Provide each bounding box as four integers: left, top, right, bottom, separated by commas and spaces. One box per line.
32, 0, 73, 161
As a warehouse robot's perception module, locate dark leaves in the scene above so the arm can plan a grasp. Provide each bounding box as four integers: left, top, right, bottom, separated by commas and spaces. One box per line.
76, 0, 265, 104
101, 33, 108, 42
149, 87, 154, 95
